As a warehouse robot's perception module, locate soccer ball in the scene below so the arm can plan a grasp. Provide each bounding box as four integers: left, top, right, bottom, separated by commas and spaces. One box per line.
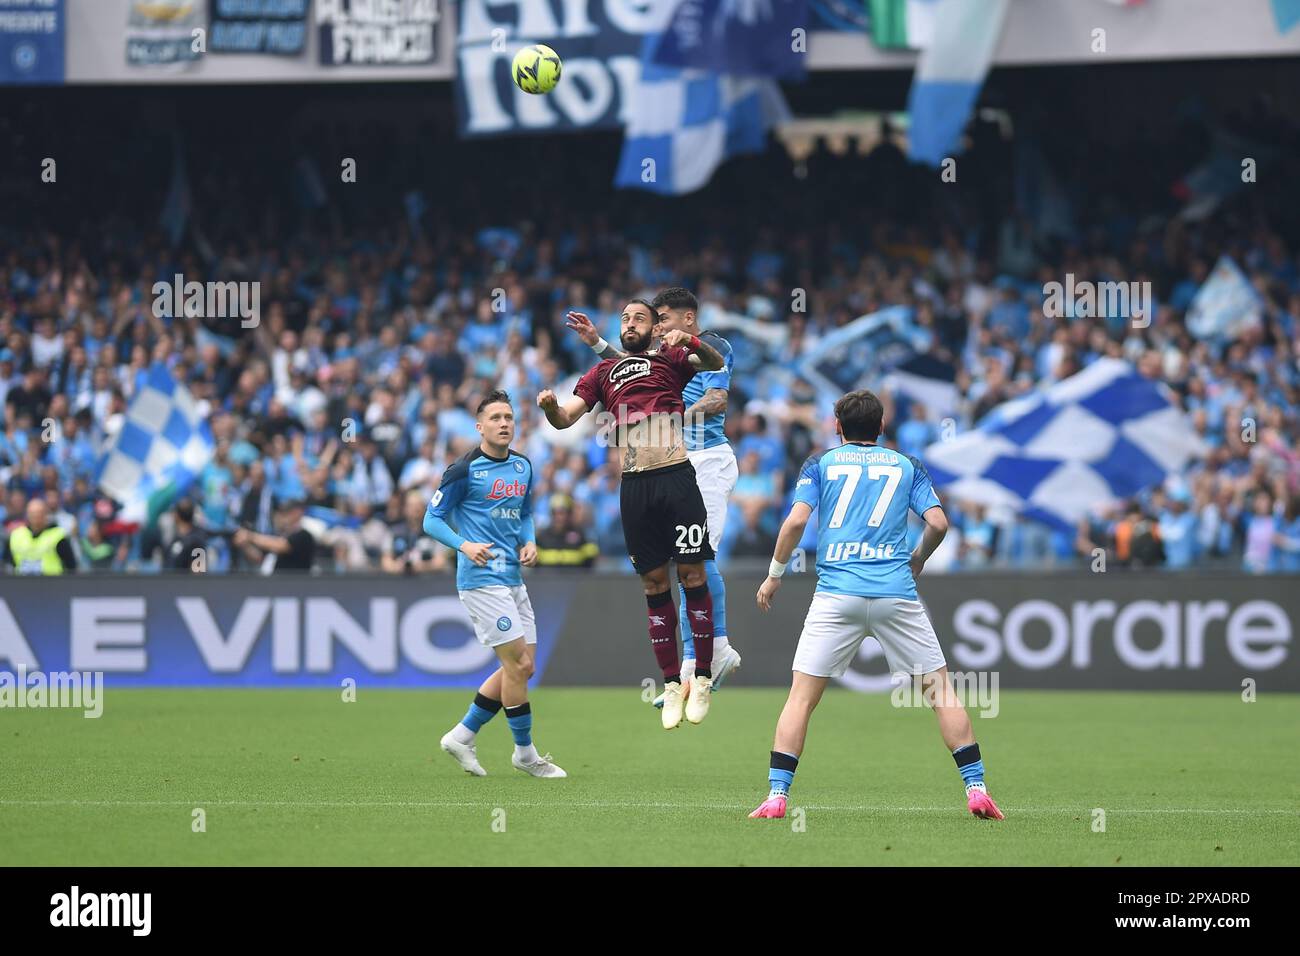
512, 44, 562, 95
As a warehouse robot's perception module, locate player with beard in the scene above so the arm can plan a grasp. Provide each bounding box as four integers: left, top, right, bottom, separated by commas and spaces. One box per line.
538, 299, 726, 729
565, 289, 742, 707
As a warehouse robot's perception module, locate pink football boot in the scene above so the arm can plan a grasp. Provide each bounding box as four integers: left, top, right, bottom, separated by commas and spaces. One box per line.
748, 793, 788, 819
967, 787, 1005, 820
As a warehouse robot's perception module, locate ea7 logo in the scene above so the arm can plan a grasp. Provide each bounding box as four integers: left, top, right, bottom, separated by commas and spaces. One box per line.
50, 886, 151, 936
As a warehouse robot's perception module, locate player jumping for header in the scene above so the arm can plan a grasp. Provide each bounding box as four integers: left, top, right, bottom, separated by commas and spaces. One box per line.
565, 288, 742, 704
748, 389, 1004, 821
426, 389, 566, 779
539, 299, 726, 729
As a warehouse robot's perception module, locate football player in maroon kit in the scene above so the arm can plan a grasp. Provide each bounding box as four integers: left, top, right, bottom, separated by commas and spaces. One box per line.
538, 299, 726, 729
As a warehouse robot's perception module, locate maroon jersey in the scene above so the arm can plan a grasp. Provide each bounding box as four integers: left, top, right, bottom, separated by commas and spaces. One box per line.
573, 346, 696, 422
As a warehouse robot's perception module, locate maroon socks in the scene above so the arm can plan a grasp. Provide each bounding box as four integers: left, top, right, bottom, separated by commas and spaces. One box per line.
646, 590, 680, 682
683, 583, 714, 677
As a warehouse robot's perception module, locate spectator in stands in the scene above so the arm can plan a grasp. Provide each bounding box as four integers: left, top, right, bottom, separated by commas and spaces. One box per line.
383, 490, 444, 574
233, 498, 315, 573
165, 498, 210, 573
535, 494, 598, 570
4, 498, 77, 575
1158, 488, 1199, 570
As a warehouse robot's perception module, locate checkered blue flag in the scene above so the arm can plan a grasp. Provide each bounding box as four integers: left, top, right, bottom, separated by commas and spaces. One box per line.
96, 364, 214, 520
615, 33, 789, 196
922, 359, 1206, 530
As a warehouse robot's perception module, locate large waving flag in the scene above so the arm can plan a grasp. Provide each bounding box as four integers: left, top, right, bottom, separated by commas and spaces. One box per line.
615, 35, 789, 195
97, 364, 214, 522
652, 0, 809, 79
922, 359, 1206, 530
906, 0, 1010, 167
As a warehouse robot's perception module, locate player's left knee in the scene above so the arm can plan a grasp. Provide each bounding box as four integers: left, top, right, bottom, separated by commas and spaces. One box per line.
679, 564, 707, 589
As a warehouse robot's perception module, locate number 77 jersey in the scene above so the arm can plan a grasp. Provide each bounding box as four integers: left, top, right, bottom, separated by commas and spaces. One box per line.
793, 442, 942, 601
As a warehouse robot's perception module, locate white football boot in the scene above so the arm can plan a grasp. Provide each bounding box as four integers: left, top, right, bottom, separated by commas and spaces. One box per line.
512, 751, 568, 778
711, 643, 742, 690
653, 658, 694, 709
685, 674, 713, 724
440, 730, 487, 776
661, 681, 686, 729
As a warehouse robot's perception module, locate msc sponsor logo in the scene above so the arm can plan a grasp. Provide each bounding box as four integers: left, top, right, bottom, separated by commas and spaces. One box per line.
825, 542, 897, 561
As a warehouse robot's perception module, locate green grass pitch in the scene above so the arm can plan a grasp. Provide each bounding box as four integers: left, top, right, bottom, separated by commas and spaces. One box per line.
3, 687, 1298, 866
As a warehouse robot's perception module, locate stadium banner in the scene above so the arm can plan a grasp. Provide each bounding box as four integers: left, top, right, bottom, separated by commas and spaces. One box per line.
208, 0, 308, 55
0, 573, 1294, 691
0, 576, 576, 688
317, 0, 441, 66
456, 0, 650, 137
0, 0, 63, 84
126, 0, 205, 69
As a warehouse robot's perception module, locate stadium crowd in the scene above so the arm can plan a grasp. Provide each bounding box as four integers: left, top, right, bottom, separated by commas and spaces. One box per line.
1, 89, 1298, 576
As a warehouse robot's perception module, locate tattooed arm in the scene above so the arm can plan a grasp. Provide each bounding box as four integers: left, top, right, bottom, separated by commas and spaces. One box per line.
685, 387, 728, 427
661, 329, 724, 371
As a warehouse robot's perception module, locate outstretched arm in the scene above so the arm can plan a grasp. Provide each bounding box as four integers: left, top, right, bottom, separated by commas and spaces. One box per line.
537, 390, 591, 430
564, 310, 626, 360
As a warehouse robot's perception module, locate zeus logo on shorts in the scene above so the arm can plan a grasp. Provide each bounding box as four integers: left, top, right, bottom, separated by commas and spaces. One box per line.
825, 542, 897, 561
496, 616, 512, 632
608, 357, 653, 391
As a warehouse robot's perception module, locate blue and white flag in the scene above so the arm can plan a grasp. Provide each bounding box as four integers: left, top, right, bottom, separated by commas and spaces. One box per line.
652, 0, 809, 79
797, 305, 922, 398
906, 0, 1009, 167
922, 359, 1206, 531
97, 364, 215, 522
615, 33, 790, 195
1186, 255, 1262, 343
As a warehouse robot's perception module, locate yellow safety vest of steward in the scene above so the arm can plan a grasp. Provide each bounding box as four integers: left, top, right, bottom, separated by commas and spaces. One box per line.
8, 525, 68, 575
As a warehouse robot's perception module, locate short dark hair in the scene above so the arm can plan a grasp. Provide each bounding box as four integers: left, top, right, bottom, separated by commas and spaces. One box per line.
175, 498, 195, 524
835, 389, 884, 441
476, 388, 512, 415
624, 298, 660, 322
652, 287, 698, 312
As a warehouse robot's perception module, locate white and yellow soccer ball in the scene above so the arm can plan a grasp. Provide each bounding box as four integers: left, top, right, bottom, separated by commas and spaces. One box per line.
511, 44, 562, 95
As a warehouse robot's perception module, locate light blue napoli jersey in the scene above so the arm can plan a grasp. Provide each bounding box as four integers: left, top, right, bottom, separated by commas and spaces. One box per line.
427, 447, 535, 591
682, 331, 732, 452
792, 442, 942, 600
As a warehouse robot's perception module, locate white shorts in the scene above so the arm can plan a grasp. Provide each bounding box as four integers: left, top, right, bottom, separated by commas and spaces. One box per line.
688, 443, 738, 552
459, 585, 537, 648
792, 592, 947, 679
